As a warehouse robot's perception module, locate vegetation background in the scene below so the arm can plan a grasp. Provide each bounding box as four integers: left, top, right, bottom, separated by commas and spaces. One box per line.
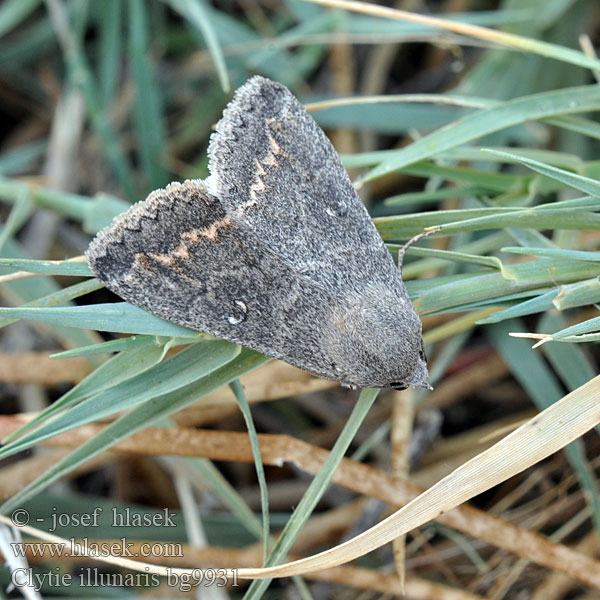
0, 0, 599, 598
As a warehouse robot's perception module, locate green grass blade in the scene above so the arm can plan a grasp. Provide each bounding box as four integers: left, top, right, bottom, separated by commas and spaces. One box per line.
2, 342, 168, 444
445, 145, 583, 170
545, 115, 600, 141
0, 302, 199, 337
539, 313, 597, 389
396, 246, 503, 270
408, 257, 599, 314
0, 257, 93, 276
230, 379, 270, 562
0, 14, 55, 69
545, 333, 600, 343
243, 387, 380, 599
0, 237, 100, 350
0, 340, 239, 461
543, 316, 600, 341
553, 278, 600, 310
375, 207, 524, 239
476, 289, 558, 324
46, 0, 136, 198
376, 209, 600, 240
183, 456, 264, 540
484, 148, 600, 198
52, 341, 170, 405
0, 140, 47, 176
317, 102, 475, 135
399, 162, 530, 193
0, 180, 129, 233
0, 278, 103, 330
165, 0, 230, 93
0, 0, 41, 38
0, 177, 87, 221
502, 247, 600, 262
0, 347, 267, 512
128, 0, 168, 192
536, 196, 600, 211
0, 188, 33, 253
402, 232, 510, 279
50, 334, 161, 359
82, 192, 130, 233
360, 85, 600, 183
384, 185, 490, 206
96, 0, 122, 104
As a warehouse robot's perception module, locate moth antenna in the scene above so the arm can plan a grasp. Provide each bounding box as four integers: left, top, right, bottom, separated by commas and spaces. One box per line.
396, 227, 441, 267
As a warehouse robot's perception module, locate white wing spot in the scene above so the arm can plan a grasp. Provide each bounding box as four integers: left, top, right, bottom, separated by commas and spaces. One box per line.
227, 300, 248, 325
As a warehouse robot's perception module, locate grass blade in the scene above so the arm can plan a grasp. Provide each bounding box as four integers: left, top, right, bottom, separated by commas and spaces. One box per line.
502, 247, 600, 262
0, 340, 239, 461
243, 387, 379, 598
50, 334, 161, 359
0, 0, 41, 38
0, 347, 267, 512
0, 278, 103, 330
165, 0, 230, 93
0, 188, 33, 253
46, 0, 136, 198
128, 0, 168, 192
0, 257, 92, 277
2, 342, 168, 444
230, 379, 270, 561
360, 85, 600, 183
0, 302, 199, 337
484, 148, 600, 197
476, 289, 558, 325
96, 0, 122, 104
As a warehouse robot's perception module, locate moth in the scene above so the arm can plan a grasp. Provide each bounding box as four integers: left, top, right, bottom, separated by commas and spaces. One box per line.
86, 76, 430, 390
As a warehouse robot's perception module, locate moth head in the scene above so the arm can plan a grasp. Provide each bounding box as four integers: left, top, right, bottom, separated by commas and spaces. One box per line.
325, 284, 430, 390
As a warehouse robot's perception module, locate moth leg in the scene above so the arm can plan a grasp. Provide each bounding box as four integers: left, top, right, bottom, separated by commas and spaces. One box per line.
396, 227, 441, 265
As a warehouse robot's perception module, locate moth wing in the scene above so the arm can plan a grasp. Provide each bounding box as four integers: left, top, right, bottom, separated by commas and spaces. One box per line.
86, 180, 344, 383
207, 76, 400, 294
87, 79, 430, 390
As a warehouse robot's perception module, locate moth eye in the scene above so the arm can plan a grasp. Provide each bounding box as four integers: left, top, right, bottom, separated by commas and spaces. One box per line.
389, 382, 407, 390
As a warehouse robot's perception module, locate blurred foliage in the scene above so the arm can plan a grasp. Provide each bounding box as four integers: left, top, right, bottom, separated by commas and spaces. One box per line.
0, 0, 599, 598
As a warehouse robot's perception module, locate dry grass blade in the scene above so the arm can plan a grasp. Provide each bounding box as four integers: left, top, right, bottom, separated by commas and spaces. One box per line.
234, 373, 600, 578
390, 389, 413, 591
173, 360, 338, 426
0, 352, 93, 384
1, 1, 599, 595
0, 271, 45, 283
0, 536, 486, 599
2, 373, 600, 586
302, 0, 600, 71
0, 450, 118, 502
